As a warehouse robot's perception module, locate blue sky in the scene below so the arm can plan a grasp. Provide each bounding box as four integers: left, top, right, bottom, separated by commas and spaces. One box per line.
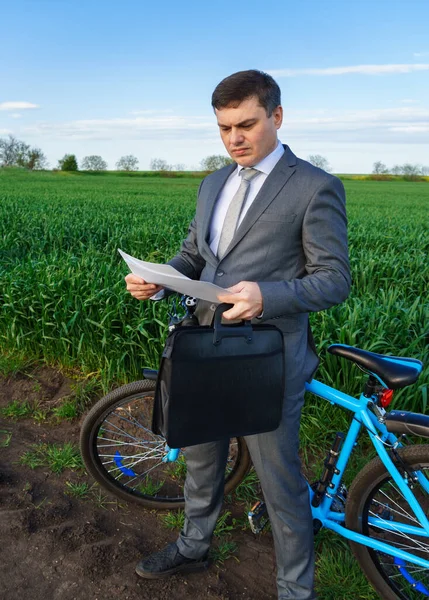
1, 0, 428, 172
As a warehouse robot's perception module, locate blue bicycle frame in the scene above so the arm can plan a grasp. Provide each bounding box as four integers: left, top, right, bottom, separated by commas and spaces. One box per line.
307, 379, 429, 570
162, 377, 429, 570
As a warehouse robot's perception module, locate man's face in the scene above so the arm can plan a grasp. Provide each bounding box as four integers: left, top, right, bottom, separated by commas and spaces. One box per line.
215, 96, 283, 167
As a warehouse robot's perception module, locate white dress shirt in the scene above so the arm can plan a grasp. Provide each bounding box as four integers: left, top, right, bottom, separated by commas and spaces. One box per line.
209, 140, 285, 255
150, 141, 284, 302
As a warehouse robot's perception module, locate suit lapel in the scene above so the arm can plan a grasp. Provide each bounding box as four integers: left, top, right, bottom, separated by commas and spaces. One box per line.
222, 145, 297, 258
200, 163, 236, 264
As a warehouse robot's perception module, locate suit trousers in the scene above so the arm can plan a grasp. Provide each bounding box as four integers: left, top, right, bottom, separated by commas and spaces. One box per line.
175, 389, 316, 600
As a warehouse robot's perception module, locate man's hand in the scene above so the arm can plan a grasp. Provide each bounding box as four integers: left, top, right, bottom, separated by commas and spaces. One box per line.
125, 274, 164, 301
217, 281, 263, 320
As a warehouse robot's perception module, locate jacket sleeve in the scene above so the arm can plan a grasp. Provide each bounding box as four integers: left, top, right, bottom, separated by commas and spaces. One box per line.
166, 180, 206, 280
258, 176, 351, 319
167, 216, 205, 280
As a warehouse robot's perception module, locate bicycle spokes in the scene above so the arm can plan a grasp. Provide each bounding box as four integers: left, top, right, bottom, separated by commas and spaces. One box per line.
364, 471, 429, 597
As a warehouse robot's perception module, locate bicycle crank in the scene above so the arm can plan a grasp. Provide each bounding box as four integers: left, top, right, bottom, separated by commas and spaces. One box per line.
248, 501, 269, 534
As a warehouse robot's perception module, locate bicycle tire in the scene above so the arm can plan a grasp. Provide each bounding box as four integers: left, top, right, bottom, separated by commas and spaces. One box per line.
80, 379, 251, 509
346, 444, 429, 599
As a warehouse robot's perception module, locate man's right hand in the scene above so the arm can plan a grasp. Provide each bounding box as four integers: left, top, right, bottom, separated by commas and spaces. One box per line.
125, 274, 164, 301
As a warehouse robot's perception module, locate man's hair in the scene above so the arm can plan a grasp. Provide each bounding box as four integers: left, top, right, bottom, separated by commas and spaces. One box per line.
211, 70, 281, 116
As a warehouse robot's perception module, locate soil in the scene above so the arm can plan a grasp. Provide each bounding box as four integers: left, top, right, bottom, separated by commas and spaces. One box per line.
0, 367, 278, 600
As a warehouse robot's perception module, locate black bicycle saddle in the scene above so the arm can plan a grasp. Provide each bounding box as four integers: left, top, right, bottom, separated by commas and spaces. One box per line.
328, 344, 423, 389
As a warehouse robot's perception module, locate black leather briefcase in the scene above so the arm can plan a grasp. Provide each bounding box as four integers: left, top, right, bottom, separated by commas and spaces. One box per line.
152, 304, 285, 448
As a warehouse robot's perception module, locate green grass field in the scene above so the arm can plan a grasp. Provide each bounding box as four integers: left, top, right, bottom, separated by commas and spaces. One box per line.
1, 169, 427, 401
1, 168, 428, 598
2, 168, 428, 445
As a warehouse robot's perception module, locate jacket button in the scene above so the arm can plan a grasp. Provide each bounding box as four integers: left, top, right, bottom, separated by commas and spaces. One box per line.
217, 270, 224, 276
210, 304, 216, 311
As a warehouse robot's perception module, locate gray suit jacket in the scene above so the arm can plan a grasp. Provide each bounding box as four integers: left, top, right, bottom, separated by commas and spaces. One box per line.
168, 145, 351, 395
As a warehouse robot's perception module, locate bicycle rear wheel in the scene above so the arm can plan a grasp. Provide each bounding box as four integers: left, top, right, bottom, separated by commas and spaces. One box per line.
80, 379, 251, 509
346, 445, 429, 599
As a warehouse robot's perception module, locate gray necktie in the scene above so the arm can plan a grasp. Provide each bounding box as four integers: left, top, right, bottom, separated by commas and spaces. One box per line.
217, 168, 260, 259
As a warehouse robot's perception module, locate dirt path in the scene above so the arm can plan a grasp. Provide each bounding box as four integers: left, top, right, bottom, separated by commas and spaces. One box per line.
0, 368, 278, 600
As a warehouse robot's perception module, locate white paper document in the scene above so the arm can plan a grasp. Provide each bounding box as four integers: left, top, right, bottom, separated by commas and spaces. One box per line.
118, 249, 232, 304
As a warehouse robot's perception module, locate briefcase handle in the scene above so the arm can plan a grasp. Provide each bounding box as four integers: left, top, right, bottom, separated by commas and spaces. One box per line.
213, 303, 253, 346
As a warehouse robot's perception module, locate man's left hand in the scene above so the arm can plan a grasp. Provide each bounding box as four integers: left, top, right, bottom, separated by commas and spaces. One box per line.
217, 281, 263, 320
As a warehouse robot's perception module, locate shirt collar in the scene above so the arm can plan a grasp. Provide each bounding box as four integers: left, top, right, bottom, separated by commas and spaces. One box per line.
237, 140, 284, 176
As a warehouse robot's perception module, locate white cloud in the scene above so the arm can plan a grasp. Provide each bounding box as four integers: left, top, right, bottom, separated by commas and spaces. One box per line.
0, 129, 12, 135
130, 109, 174, 115
0, 101, 39, 111
414, 52, 429, 58
281, 106, 429, 144
268, 64, 429, 77
10, 113, 22, 119
287, 106, 429, 125
23, 114, 217, 142
400, 99, 417, 104
389, 125, 429, 133
16, 106, 429, 151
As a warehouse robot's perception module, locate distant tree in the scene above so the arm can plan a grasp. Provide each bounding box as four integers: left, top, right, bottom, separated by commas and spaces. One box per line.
372, 161, 388, 174
58, 154, 78, 171
200, 155, 233, 171
173, 163, 186, 171
20, 147, 48, 170
116, 155, 139, 171
307, 154, 332, 172
0, 136, 48, 170
81, 155, 107, 171
150, 158, 172, 171
422, 166, 429, 176
390, 163, 424, 178
0, 135, 30, 167
401, 163, 422, 176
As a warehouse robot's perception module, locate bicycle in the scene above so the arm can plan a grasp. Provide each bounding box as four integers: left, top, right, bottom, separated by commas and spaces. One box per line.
80, 297, 427, 599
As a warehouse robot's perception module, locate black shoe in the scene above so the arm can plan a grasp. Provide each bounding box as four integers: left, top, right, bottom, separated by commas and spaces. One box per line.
135, 542, 209, 579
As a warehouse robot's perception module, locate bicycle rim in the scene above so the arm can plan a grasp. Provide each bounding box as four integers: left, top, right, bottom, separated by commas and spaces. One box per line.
347, 445, 429, 599
81, 381, 248, 508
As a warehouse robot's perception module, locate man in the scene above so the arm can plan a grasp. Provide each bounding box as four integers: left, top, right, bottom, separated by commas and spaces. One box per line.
126, 70, 350, 599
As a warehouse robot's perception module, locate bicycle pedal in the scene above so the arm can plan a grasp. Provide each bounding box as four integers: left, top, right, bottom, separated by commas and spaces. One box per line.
248, 501, 269, 534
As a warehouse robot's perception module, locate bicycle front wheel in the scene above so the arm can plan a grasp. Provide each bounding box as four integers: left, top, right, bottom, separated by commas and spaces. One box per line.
346, 445, 429, 599
80, 379, 251, 509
